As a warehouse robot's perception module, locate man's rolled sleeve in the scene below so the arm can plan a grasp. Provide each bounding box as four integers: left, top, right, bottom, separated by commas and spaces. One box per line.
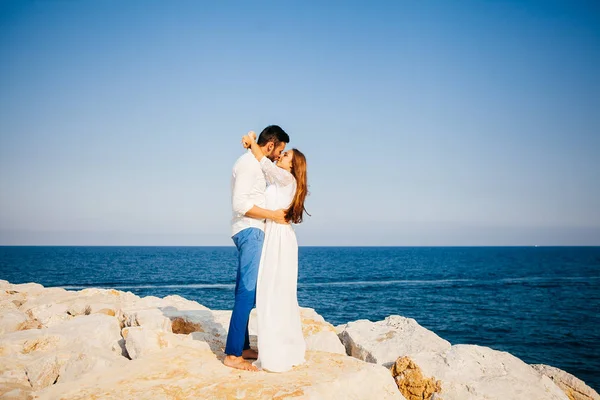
232, 167, 255, 216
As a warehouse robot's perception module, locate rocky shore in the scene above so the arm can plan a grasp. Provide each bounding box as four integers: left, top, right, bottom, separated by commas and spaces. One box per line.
0, 280, 597, 400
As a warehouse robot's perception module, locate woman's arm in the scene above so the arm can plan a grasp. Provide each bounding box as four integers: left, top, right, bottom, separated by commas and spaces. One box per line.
258, 157, 295, 187
242, 133, 294, 187
242, 133, 264, 162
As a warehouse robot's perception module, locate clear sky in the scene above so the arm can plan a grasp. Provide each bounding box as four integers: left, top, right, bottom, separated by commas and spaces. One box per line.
0, 0, 598, 246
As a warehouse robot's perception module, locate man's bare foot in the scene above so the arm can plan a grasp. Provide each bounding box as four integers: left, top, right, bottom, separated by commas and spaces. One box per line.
242, 349, 258, 360
224, 355, 258, 372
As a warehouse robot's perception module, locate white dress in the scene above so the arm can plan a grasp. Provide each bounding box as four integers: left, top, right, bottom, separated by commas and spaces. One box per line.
253, 157, 306, 372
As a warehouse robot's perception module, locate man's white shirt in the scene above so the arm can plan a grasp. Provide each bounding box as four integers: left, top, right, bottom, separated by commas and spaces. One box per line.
231, 150, 267, 237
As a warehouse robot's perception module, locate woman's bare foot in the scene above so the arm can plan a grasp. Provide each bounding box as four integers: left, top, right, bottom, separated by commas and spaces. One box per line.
242, 349, 258, 360
224, 355, 258, 372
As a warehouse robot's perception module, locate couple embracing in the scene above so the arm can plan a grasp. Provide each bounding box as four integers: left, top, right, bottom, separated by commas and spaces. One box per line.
224, 125, 308, 373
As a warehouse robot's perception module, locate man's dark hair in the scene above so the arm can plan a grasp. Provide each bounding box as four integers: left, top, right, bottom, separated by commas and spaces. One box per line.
257, 125, 289, 148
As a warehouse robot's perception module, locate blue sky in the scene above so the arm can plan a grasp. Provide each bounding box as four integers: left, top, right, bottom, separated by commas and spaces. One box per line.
0, 0, 598, 246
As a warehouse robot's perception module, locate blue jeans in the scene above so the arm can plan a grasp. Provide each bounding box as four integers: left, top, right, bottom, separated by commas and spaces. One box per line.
225, 227, 264, 356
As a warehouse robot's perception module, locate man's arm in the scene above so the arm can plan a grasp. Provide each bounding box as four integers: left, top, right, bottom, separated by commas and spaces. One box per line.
232, 162, 288, 224
245, 206, 287, 224
232, 165, 256, 216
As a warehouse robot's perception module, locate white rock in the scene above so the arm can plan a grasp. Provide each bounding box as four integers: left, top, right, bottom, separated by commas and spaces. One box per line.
35, 347, 404, 400
65, 300, 118, 317
9, 283, 45, 297
211, 310, 237, 335
57, 350, 129, 384
18, 287, 137, 329
0, 314, 126, 391
0, 358, 30, 388
58, 314, 123, 354
64, 302, 89, 317
0, 309, 29, 335
532, 364, 600, 400
40, 313, 73, 328
122, 295, 164, 310
298, 308, 347, 354
335, 323, 347, 335
166, 309, 231, 354
3, 280, 583, 400
0, 300, 19, 312
24, 354, 60, 390
0, 291, 27, 309
78, 288, 137, 301
21, 301, 71, 327
0, 331, 63, 358
339, 315, 451, 365
163, 308, 229, 337
304, 361, 405, 399
121, 308, 172, 332
3, 346, 127, 391
7, 284, 210, 336
411, 345, 569, 400
77, 288, 139, 311
299, 307, 329, 326
161, 295, 209, 311
0, 386, 34, 400
0, 314, 123, 358
187, 331, 227, 354
304, 330, 346, 355
125, 294, 207, 312
123, 327, 172, 359
123, 326, 210, 360
19, 287, 74, 312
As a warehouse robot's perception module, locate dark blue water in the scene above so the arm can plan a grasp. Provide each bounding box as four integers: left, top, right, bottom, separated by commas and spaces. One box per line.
1, 246, 598, 390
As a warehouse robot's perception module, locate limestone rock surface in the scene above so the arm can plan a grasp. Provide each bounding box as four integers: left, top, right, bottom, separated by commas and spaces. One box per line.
2, 280, 594, 400
338, 315, 451, 365
0, 281, 402, 399
532, 364, 600, 400
35, 347, 403, 400
409, 345, 569, 400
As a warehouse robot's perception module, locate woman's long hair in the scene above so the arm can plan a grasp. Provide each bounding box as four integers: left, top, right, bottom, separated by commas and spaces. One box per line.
285, 148, 309, 224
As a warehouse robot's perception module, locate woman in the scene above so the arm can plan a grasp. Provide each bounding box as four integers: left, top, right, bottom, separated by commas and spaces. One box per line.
242, 132, 308, 372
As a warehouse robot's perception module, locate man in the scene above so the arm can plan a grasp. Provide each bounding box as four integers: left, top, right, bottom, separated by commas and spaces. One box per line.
224, 125, 290, 371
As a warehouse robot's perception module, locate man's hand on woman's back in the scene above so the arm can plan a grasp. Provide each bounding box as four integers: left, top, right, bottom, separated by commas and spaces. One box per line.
271, 209, 289, 225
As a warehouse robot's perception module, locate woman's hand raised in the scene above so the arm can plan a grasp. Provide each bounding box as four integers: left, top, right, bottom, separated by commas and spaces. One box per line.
241, 131, 257, 149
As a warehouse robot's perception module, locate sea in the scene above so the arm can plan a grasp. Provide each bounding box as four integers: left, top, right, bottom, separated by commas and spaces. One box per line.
1, 246, 598, 391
